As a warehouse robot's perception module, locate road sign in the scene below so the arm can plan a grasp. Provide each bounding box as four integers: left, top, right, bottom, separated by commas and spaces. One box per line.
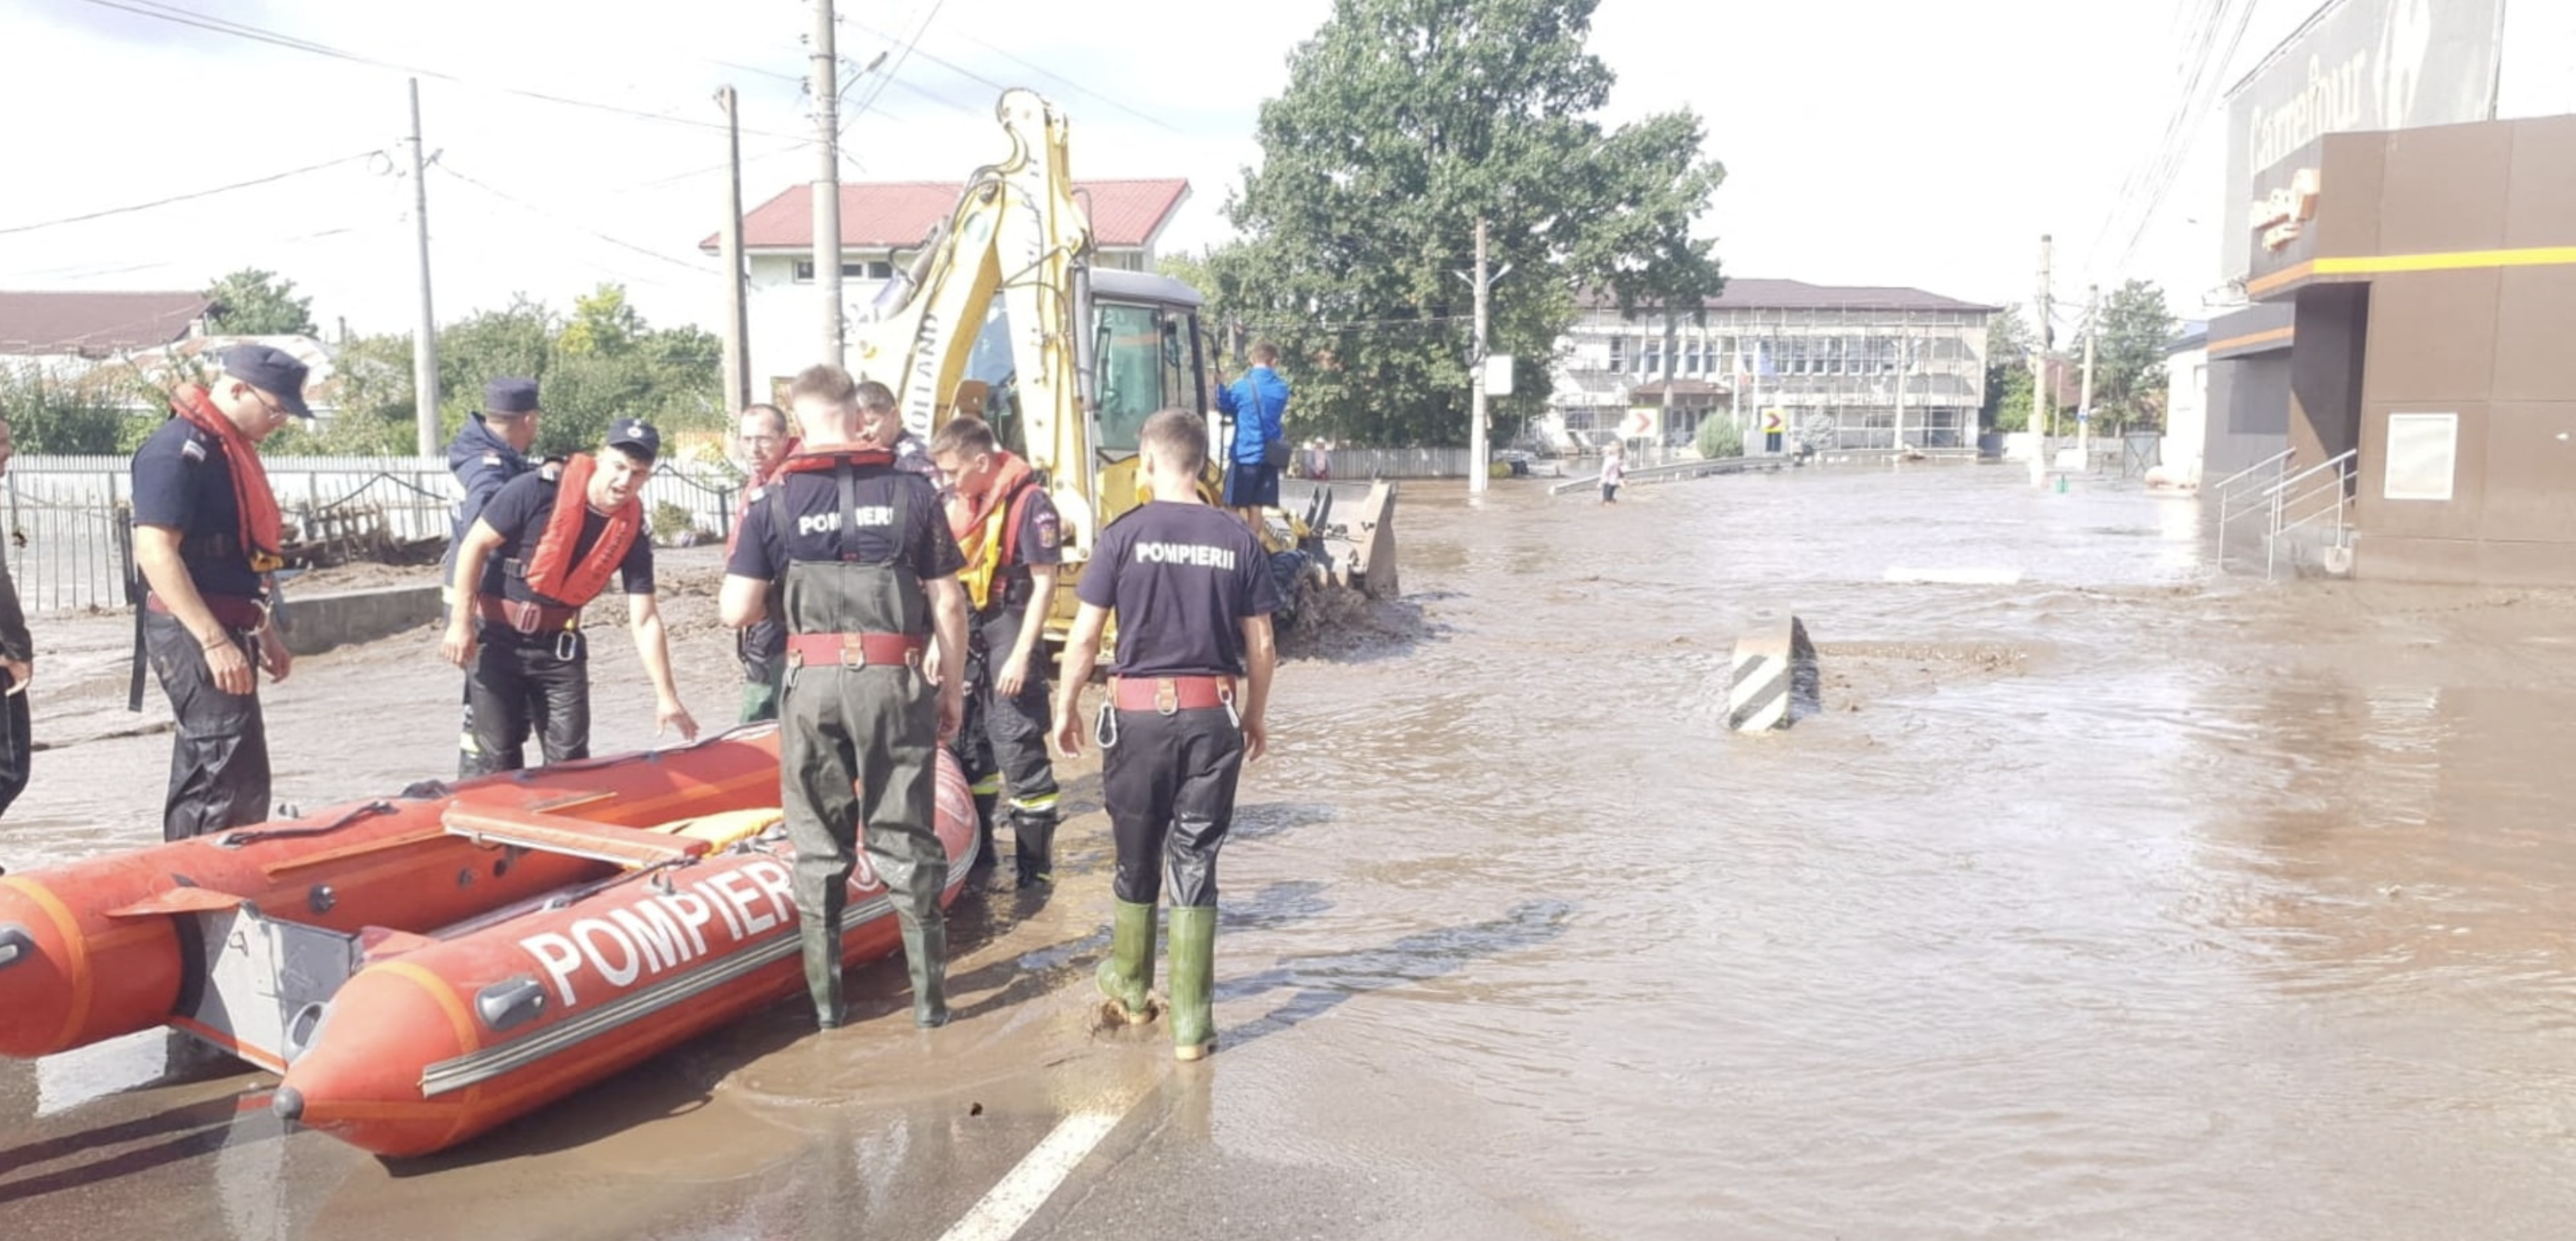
1620, 406, 1661, 441
1761, 408, 1786, 435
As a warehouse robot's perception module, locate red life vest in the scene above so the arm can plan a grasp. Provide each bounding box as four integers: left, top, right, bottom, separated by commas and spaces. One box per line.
169, 385, 286, 573
519, 453, 645, 607
950, 451, 1042, 611
769, 445, 893, 479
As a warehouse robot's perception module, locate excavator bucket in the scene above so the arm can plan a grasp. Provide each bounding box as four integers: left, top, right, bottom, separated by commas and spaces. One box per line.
1275, 480, 1399, 602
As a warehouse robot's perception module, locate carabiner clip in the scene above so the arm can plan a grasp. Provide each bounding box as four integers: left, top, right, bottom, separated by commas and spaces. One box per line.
1094, 699, 1120, 750
1218, 683, 1240, 730
553, 629, 581, 662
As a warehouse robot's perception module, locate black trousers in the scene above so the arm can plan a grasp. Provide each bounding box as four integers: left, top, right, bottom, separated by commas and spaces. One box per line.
0, 668, 29, 819
461, 630, 590, 778
1100, 704, 1244, 908
143, 610, 270, 841
973, 607, 1058, 806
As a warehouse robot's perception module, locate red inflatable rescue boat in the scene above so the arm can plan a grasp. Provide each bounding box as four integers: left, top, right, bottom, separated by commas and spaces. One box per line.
0, 725, 978, 1157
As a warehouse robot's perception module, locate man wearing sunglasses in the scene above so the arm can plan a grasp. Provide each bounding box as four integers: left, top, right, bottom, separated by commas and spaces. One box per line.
130, 343, 309, 839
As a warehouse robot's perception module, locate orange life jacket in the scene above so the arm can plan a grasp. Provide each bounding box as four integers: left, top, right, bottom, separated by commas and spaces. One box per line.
169, 385, 286, 574
519, 453, 645, 607
950, 451, 1042, 611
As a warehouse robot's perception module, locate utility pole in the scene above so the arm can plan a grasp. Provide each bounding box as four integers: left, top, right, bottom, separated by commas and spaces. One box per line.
811, 0, 843, 369
408, 78, 439, 458
2029, 234, 2053, 487
2077, 282, 2100, 474
1468, 217, 1490, 497
717, 85, 752, 414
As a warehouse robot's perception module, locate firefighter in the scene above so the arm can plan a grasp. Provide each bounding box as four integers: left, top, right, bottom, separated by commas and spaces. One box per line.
440, 419, 698, 774
928, 414, 1064, 889
442, 377, 542, 774
1053, 408, 1278, 1061
0, 415, 32, 818
719, 365, 969, 1030
730, 402, 798, 723
130, 344, 307, 839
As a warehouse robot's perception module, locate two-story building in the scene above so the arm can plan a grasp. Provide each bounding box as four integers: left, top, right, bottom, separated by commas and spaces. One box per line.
1551, 279, 1998, 451
705, 179, 1192, 401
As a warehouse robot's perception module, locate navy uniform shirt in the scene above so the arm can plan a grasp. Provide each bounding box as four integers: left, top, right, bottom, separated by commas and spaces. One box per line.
131, 416, 263, 599
1006, 488, 1065, 571
1077, 500, 1279, 677
475, 470, 655, 607
443, 415, 534, 573
728, 462, 966, 586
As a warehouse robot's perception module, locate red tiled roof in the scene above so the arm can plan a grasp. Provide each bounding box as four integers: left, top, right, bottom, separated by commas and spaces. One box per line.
0, 291, 211, 357
1585, 279, 2001, 314
705, 179, 1191, 254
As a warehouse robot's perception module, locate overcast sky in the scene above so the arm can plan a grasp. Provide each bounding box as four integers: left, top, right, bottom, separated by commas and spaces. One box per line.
0, 0, 2335, 340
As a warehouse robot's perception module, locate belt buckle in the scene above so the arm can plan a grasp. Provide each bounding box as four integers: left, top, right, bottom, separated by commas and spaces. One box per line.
510, 602, 541, 636
840, 633, 870, 667
1154, 678, 1179, 716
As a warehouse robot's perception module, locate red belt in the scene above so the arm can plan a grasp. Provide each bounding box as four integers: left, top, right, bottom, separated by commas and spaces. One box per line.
785, 632, 926, 670
476, 597, 583, 633
1111, 675, 1235, 713
146, 592, 267, 632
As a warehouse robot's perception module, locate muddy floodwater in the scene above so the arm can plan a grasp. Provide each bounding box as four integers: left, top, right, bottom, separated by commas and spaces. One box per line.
8, 462, 2576, 1239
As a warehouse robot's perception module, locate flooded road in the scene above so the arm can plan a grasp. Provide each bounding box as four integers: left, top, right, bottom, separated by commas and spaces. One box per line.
9, 461, 2576, 1239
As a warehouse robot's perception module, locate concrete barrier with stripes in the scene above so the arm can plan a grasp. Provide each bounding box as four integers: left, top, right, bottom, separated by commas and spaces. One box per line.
1727, 614, 1820, 732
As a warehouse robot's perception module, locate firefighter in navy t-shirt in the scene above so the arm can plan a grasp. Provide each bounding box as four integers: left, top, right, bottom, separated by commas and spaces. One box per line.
440, 420, 698, 775
1053, 408, 1279, 1061
130, 344, 310, 839
721, 365, 970, 1031
929, 414, 1065, 891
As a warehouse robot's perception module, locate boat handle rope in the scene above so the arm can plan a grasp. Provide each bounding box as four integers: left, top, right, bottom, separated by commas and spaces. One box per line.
215, 800, 399, 849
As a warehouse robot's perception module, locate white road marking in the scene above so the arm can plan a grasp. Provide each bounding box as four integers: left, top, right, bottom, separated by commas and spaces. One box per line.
938, 1110, 1126, 1241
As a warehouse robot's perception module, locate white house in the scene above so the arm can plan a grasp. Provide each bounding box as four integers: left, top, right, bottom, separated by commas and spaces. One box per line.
2153, 322, 2208, 489
702, 179, 1193, 402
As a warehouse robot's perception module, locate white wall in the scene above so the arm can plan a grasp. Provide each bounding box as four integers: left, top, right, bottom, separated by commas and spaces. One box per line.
2161, 345, 2209, 486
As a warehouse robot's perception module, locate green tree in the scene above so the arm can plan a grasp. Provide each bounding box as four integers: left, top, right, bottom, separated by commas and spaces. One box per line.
2092, 279, 2174, 433
559, 283, 646, 356
1218, 0, 1724, 445
202, 268, 317, 337
1981, 303, 2034, 430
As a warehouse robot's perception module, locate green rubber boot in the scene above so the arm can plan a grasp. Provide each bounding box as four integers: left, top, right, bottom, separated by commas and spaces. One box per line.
1095, 899, 1159, 1024
801, 905, 846, 1030
1166, 906, 1217, 1061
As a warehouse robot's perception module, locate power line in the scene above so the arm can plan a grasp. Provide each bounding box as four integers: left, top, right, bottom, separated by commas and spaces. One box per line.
436, 163, 714, 274
934, 26, 1184, 135
0, 150, 381, 237
78, 0, 810, 143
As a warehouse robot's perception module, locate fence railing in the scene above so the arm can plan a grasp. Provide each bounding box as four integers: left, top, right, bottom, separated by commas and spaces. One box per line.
2, 454, 750, 615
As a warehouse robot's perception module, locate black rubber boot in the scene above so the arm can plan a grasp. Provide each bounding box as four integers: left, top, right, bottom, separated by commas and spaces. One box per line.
1095, 899, 1158, 1024
1011, 808, 1058, 890
970, 792, 999, 873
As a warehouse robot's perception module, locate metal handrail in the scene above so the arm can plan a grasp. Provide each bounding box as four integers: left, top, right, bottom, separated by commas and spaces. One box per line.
2214, 447, 2294, 530
2265, 450, 2356, 580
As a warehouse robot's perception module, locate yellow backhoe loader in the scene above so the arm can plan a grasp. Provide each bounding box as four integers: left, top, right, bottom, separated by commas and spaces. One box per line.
846, 88, 1397, 644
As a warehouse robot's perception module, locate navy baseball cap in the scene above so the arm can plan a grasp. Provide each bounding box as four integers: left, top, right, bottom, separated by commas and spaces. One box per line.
220, 344, 313, 418
606, 418, 661, 461
485, 377, 539, 415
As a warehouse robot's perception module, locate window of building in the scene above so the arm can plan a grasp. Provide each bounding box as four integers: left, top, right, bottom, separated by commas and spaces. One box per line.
1641, 337, 1663, 377
1606, 335, 1627, 372
1684, 338, 1704, 375
791, 260, 880, 282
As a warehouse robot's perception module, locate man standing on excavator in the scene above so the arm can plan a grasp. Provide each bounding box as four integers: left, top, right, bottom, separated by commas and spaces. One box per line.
929, 414, 1063, 889
723, 365, 969, 1030
1215, 341, 1290, 531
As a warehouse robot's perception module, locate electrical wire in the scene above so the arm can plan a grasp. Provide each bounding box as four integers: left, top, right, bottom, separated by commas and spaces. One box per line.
0, 151, 381, 237
436, 164, 714, 274
77, 0, 809, 143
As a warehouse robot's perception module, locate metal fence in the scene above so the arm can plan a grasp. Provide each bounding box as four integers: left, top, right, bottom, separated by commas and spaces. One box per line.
2, 454, 750, 616
1311, 446, 1477, 478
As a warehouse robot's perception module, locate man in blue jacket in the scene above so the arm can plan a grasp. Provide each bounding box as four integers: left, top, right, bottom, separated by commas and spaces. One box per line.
442, 377, 541, 776
1213, 341, 1289, 531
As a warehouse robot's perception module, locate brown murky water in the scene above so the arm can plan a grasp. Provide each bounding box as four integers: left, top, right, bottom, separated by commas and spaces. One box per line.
8, 463, 2576, 1239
